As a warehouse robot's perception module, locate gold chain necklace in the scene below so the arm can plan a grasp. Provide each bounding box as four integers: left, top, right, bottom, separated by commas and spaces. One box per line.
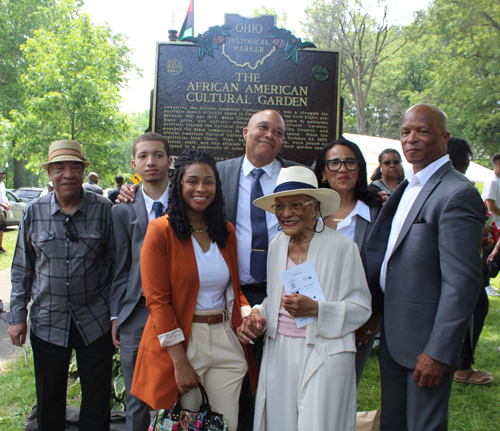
190, 226, 208, 233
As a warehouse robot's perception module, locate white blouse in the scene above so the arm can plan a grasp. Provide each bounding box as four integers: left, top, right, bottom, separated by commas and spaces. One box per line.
192, 237, 229, 311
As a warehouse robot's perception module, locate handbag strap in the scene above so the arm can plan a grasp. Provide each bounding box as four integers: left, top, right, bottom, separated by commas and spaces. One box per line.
172, 382, 211, 417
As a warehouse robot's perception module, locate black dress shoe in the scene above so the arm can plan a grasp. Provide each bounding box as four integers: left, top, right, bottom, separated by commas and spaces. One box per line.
0, 247, 6, 253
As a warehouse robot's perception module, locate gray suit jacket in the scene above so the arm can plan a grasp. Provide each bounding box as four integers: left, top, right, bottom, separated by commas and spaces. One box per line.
366, 161, 485, 370
110, 191, 149, 326
217, 155, 300, 225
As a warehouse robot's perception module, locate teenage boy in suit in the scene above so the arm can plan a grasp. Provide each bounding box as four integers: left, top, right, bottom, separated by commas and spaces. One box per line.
110, 132, 172, 431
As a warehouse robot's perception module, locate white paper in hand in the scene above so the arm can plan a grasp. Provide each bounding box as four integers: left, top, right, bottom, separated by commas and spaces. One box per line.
280, 261, 325, 328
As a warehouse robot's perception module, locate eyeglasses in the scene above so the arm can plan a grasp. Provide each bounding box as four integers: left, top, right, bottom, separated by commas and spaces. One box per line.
381, 159, 401, 166
325, 158, 360, 172
63, 217, 79, 242
271, 200, 317, 214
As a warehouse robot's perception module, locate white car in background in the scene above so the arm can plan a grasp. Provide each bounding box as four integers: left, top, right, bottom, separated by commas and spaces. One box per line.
5, 190, 27, 227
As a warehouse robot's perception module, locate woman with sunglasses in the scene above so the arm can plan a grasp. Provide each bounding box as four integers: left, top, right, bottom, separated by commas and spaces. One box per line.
369, 148, 404, 197
313, 138, 383, 384
237, 166, 371, 431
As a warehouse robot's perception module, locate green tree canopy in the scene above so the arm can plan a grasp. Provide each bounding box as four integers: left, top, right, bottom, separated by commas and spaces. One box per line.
302, 0, 405, 135
383, 0, 500, 158
8, 9, 140, 175
252, 6, 288, 28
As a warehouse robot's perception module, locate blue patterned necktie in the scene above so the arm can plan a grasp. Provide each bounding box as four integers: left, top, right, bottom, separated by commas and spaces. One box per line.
152, 201, 164, 219
250, 168, 268, 282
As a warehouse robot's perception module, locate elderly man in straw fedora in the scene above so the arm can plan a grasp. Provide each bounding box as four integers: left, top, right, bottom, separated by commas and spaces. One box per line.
7, 140, 116, 431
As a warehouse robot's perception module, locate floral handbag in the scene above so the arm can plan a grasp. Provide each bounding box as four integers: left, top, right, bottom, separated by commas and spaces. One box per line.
149, 383, 228, 431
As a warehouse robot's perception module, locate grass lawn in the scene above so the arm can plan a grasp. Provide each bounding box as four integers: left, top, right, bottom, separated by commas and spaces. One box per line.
0, 347, 82, 430
357, 295, 500, 431
0, 298, 498, 429
0, 227, 19, 272
0, 232, 499, 429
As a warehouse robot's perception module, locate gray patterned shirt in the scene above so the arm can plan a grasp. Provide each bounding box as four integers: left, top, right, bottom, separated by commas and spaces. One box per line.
10, 190, 115, 347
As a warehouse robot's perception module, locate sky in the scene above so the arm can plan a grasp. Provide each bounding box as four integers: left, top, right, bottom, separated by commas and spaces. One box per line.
80, 0, 431, 113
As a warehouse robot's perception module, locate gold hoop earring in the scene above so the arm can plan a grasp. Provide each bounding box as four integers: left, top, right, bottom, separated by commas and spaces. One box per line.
322, 178, 327, 184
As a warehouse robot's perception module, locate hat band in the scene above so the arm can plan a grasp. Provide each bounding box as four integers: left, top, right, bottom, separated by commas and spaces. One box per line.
48, 148, 86, 162
273, 181, 317, 193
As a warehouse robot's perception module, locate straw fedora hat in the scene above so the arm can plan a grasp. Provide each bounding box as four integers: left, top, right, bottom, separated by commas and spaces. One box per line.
253, 166, 340, 217
41, 140, 90, 169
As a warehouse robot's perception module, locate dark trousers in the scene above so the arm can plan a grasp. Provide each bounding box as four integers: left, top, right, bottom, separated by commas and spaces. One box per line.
460, 251, 491, 370
379, 329, 454, 431
30, 322, 114, 431
460, 285, 489, 370
237, 286, 267, 431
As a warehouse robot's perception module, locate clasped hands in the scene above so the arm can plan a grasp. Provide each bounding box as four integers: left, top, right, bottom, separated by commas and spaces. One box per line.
237, 294, 318, 344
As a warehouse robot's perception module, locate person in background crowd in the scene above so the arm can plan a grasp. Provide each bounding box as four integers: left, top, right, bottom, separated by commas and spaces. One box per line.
482, 153, 500, 226
110, 133, 172, 430
313, 138, 383, 384
366, 104, 484, 430
107, 174, 124, 204
447, 136, 494, 385
237, 166, 371, 430
7, 140, 115, 431
131, 149, 257, 431
83, 172, 103, 195
0, 169, 12, 253
369, 148, 405, 198
0, 168, 11, 310
447, 137, 472, 175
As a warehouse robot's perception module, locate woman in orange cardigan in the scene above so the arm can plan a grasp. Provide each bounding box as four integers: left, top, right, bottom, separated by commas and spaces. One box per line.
131, 149, 257, 430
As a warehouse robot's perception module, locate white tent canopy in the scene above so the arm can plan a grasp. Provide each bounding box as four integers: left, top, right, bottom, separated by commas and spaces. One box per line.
343, 133, 493, 184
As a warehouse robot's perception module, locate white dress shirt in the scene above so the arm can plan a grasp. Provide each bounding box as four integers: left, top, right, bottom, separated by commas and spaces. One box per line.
380, 155, 450, 292
336, 200, 371, 241
142, 185, 170, 222
482, 172, 500, 226
236, 157, 281, 285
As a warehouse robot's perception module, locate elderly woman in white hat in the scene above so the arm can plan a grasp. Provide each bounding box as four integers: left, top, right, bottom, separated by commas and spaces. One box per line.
237, 166, 371, 431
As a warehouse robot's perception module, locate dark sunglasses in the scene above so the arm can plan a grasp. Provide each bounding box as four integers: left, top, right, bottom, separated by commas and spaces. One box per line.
63, 217, 79, 242
382, 159, 401, 166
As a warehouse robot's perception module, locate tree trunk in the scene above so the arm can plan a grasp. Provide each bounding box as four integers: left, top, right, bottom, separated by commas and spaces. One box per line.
12, 141, 24, 189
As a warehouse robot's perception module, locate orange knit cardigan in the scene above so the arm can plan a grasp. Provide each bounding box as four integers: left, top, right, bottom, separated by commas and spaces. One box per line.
131, 217, 258, 409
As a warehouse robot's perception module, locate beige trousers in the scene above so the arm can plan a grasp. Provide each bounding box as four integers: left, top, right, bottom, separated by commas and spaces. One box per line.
182, 309, 248, 431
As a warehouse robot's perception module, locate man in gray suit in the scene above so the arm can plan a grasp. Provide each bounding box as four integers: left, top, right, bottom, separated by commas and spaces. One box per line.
366, 104, 484, 430
110, 132, 172, 431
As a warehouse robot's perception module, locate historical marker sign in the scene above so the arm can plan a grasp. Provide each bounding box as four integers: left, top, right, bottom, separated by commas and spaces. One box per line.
153, 14, 341, 165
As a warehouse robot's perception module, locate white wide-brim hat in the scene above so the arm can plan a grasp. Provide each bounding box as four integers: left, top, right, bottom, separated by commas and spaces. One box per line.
253, 166, 340, 217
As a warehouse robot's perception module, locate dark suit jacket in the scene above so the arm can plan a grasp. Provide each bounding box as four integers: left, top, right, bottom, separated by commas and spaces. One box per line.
366, 161, 485, 370
216, 155, 300, 225
110, 190, 149, 326
107, 186, 121, 204
354, 204, 383, 314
